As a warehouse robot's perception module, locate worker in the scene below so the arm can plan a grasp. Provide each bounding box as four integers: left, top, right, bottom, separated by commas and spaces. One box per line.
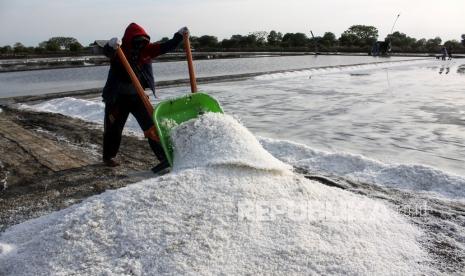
102, 22, 188, 171
440, 46, 448, 60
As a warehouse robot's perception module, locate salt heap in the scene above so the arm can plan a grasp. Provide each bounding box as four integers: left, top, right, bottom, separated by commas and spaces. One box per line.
171, 113, 290, 172
0, 113, 432, 275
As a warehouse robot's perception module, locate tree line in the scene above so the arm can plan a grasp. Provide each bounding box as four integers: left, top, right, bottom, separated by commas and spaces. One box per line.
1, 25, 465, 57
184, 25, 465, 54
1, 37, 84, 56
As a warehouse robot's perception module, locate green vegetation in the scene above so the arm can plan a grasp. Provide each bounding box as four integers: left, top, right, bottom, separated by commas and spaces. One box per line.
197, 26, 464, 54
1, 26, 464, 57
1, 36, 86, 57
339, 25, 378, 49
39, 37, 83, 52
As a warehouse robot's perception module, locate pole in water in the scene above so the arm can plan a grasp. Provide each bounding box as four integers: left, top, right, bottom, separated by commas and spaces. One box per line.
310, 30, 318, 54
386, 13, 400, 53
390, 13, 401, 35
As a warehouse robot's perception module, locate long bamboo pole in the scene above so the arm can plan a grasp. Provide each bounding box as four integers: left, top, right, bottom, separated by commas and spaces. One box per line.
116, 47, 154, 115
115, 46, 159, 141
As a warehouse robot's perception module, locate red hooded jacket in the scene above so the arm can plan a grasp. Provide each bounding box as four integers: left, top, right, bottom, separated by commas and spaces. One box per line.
121, 23, 161, 65
102, 23, 183, 101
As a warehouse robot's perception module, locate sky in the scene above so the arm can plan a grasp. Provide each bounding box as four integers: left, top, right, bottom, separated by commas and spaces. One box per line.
0, 0, 463, 46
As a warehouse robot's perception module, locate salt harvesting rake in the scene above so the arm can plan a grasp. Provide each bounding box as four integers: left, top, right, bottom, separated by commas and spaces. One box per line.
116, 32, 223, 167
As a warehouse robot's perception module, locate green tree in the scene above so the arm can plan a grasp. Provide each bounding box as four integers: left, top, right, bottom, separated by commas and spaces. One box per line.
251, 31, 268, 46
425, 37, 442, 52
230, 34, 244, 47
42, 37, 82, 51
319, 32, 337, 49
221, 34, 259, 48
46, 41, 60, 51
444, 40, 462, 51
244, 33, 259, 47
386, 32, 416, 51
0, 45, 13, 54
39, 39, 60, 51
220, 34, 244, 48
38, 41, 48, 49
34, 46, 46, 54
267, 30, 283, 46
461, 34, 465, 46
197, 35, 218, 48
413, 38, 427, 52
340, 25, 378, 47
69, 41, 83, 52
221, 37, 237, 48
13, 42, 26, 53
338, 33, 359, 47
281, 33, 308, 47
220, 38, 231, 48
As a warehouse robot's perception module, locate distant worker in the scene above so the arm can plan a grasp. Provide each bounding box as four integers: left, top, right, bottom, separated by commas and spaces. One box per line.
371, 41, 391, 56
371, 41, 380, 56
441, 46, 448, 60
101, 23, 188, 170
447, 47, 453, 60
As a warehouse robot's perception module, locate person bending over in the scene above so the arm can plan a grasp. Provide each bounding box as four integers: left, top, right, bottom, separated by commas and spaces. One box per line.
102, 22, 188, 170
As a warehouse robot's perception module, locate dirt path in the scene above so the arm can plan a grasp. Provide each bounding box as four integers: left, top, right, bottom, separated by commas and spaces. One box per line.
0, 106, 160, 231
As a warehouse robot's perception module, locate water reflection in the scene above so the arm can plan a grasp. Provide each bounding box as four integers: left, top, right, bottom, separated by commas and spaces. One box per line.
457, 64, 465, 74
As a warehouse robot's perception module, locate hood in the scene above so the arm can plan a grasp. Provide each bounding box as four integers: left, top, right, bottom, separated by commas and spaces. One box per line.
121, 22, 150, 54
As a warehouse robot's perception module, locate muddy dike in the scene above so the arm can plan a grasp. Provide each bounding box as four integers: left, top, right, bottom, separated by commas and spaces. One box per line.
0, 52, 442, 73
0, 52, 312, 73
0, 106, 160, 232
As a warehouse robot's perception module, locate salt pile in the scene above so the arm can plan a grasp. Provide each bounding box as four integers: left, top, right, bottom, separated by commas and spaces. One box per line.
261, 138, 465, 201
23, 97, 140, 132
0, 113, 432, 275
171, 113, 290, 172
25, 97, 105, 124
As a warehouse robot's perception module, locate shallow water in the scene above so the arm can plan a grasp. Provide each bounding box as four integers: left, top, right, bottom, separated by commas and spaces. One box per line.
24, 58, 465, 178
0, 55, 418, 98
155, 59, 465, 176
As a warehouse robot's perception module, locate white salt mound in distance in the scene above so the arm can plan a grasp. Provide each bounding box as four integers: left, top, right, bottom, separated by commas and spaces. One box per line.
28, 97, 105, 123
260, 137, 465, 201
171, 113, 291, 172
0, 113, 434, 275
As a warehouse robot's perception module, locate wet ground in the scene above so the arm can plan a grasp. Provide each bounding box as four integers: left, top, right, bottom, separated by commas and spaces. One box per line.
0, 106, 160, 232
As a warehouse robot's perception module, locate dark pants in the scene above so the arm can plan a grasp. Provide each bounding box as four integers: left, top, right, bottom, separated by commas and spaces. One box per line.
103, 94, 166, 162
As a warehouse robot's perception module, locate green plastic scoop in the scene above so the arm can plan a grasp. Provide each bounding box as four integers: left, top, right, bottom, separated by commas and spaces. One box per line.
152, 33, 224, 166
153, 92, 223, 166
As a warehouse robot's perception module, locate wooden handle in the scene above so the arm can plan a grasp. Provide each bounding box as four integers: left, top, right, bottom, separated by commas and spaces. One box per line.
116, 47, 153, 115
116, 47, 159, 141
183, 33, 197, 93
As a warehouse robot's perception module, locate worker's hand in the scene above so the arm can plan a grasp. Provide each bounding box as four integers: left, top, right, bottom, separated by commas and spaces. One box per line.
177, 27, 189, 36
108, 37, 120, 49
